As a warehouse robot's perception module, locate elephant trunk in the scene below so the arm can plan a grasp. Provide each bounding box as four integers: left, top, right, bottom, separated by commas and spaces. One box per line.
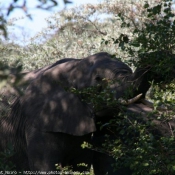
132, 66, 152, 99
119, 93, 142, 105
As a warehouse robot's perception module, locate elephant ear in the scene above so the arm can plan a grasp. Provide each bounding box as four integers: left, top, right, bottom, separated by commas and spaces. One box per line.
21, 61, 96, 136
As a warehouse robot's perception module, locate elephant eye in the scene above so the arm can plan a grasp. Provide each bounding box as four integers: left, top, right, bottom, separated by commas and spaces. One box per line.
95, 76, 102, 82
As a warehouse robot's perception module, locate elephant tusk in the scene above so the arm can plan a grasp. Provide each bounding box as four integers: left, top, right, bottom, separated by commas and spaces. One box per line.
119, 93, 142, 105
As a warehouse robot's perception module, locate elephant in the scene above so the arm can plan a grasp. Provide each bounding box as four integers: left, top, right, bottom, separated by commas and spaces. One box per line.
1, 51, 175, 173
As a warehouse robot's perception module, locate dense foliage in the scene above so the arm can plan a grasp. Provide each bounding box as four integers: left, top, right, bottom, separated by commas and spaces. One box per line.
0, 0, 175, 174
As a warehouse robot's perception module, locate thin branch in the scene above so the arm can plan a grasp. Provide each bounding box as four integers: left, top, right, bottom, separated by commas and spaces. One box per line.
168, 122, 174, 137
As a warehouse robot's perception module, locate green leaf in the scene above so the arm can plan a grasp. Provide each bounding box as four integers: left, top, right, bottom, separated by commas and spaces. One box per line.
172, 165, 175, 171
143, 162, 149, 167
144, 3, 149, 9
130, 42, 140, 47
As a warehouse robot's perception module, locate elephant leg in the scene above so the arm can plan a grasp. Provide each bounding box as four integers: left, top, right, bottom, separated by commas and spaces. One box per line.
26, 127, 93, 171
62, 134, 93, 172
26, 128, 64, 170
93, 151, 132, 175
93, 151, 116, 175
92, 133, 132, 175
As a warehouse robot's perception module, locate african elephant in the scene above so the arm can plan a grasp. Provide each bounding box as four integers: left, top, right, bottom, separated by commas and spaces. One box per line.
1, 52, 175, 173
